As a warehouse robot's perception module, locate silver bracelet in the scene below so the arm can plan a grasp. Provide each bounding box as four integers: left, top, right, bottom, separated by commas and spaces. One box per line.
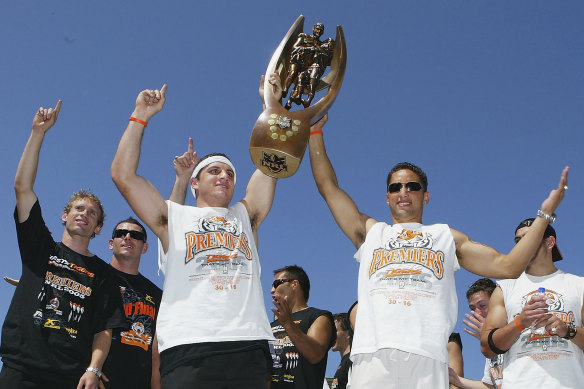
85, 367, 102, 379
537, 210, 556, 224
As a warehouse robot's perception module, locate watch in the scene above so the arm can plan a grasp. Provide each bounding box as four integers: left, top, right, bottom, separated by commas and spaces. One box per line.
85, 367, 102, 379
562, 322, 577, 340
537, 210, 556, 224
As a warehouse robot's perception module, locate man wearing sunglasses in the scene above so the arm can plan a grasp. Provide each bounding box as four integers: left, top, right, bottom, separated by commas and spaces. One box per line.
1, 102, 125, 389
102, 217, 163, 389
308, 117, 569, 389
270, 265, 335, 389
111, 78, 286, 388
480, 219, 584, 388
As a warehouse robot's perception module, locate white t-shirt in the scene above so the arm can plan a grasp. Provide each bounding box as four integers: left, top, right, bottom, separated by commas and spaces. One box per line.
481, 355, 503, 389
156, 201, 273, 352
351, 222, 459, 363
498, 270, 584, 388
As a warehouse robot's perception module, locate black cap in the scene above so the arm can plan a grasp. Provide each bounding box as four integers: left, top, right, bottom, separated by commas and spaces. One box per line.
515, 218, 563, 262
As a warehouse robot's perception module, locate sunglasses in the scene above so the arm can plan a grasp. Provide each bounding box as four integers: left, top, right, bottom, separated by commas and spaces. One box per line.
387, 181, 423, 193
272, 278, 295, 289
112, 229, 146, 241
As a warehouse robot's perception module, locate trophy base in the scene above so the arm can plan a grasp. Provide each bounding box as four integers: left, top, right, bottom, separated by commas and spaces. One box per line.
249, 147, 300, 178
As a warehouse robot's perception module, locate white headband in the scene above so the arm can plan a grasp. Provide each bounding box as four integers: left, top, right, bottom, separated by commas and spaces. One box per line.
190, 156, 236, 199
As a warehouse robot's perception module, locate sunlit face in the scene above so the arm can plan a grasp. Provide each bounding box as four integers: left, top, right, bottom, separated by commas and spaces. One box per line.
270, 271, 295, 299
109, 222, 148, 260
385, 169, 429, 224
191, 162, 235, 206
61, 198, 102, 238
467, 290, 490, 319
332, 320, 351, 352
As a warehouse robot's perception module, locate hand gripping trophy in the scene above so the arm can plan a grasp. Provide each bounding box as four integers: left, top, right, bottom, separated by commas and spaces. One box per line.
249, 15, 346, 178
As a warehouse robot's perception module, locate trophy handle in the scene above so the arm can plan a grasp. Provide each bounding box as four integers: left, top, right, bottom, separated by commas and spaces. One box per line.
263, 15, 305, 110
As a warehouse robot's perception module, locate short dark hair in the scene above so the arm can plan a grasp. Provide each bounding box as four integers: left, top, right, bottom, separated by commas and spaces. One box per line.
334, 313, 352, 338
386, 162, 428, 192
194, 153, 233, 180
274, 265, 310, 302
466, 278, 496, 300
114, 216, 147, 243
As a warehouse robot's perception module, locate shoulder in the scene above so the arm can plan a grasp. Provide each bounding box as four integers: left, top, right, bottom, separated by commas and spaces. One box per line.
230, 202, 247, 215
139, 274, 163, 296
307, 307, 334, 325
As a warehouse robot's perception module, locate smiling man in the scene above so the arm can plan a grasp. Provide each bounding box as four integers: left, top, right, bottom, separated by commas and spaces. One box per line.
111, 82, 280, 388
308, 117, 569, 388
102, 217, 162, 389
0, 101, 125, 389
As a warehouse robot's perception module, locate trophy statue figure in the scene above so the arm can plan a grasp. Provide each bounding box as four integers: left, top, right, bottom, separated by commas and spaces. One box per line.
249, 15, 346, 178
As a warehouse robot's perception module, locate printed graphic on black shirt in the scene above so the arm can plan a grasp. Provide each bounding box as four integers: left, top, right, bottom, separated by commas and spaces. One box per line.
33, 254, 95, 339
119, 286, 156, 351
272, 323, 299, 384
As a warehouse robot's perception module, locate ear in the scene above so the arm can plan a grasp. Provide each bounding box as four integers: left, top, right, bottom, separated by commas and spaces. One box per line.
385, 192, 390, 205
61, 211, 68, 223
423, 191, 430, 205
190, 177, 198, 190
142, 242, 149, 254
546, 236, 556, 251
108, 239, 114, 250
93, 224, 103, 235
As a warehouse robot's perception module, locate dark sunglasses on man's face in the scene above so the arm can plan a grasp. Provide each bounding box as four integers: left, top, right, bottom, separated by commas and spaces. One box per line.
272, 278, 294, 289
387, 181, 423, 193
112, 229, 146, 241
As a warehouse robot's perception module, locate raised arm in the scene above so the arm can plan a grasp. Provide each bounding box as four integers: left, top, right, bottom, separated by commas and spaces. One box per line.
241, 73, 280, 244
14, 100, 62, 222
453, 167, 569, 278
111, 86, 170, 251
169, 137, 198, 205
308, 118, 376, 248
241, 169, 277, 246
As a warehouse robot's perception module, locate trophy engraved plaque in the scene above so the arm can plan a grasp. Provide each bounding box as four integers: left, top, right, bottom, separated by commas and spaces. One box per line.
250, 15, 346, 178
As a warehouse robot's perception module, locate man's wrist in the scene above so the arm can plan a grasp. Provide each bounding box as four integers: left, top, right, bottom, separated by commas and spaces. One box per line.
562, 322, 577, 340
537, 209, 556, 224
130, 109, 150, 122
85, 367, 102, 379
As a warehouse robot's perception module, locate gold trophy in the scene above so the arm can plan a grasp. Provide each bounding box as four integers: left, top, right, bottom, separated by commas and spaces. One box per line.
249, 15, 346, 178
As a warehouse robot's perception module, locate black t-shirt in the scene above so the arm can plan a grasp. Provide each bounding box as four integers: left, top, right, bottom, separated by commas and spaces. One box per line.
0, 200, 126, 385
449, 332, 463, 350
102, 269, 162, 389
270, 307, 336, 389
331, 353, 352, 389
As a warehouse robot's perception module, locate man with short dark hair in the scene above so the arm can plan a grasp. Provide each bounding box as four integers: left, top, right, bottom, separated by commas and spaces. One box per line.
1, 101, 125, 389
308, 117, 569, 388
449, 278, 500, 389
102, 217, 162, 389
481, 219, 584, 388
111, 79, 282, 388
330, 313, 352, 389
270, 265, 335, 388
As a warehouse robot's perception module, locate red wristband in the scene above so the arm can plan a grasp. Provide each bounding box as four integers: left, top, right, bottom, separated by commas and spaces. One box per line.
129, 116, 147, 127
310, 130, 323, 136
514, 316, 525, 331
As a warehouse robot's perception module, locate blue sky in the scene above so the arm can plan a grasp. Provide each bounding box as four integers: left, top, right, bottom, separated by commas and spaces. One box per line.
1, 0, 582, 380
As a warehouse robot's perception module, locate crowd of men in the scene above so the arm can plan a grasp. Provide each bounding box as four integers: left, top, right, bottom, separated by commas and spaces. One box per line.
0, 75, 581, 389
